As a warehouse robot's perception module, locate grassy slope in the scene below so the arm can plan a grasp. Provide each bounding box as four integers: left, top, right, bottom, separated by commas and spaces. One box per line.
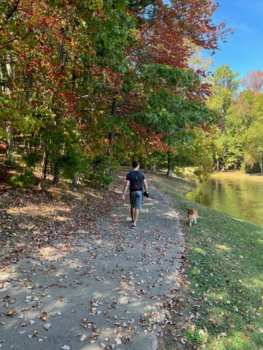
148, 172, 263, 350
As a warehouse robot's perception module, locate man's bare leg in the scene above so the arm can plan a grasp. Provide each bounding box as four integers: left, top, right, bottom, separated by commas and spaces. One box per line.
133, 208, 139, 226
131, 207, 135, 222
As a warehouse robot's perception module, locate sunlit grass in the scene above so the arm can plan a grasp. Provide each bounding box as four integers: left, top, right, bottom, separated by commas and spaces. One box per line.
215, 244, 231, 251
210, 171, 263, 181
194, 247, 207, 255
148, 171, 263, 350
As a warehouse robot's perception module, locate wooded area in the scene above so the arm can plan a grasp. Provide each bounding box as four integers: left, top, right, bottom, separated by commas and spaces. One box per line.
207, 66, 263, 175
2, 0, 261, 191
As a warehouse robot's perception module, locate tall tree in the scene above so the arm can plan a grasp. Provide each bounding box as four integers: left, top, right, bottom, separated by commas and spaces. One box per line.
242, 70, 263, 93
205, 65, 241, 170
244, 121, 263, 174
213, 65, 240, 93
132, 64, 216, 176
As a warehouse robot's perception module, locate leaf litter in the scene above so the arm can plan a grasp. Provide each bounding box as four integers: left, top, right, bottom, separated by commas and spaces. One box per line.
0, 172, 186, 349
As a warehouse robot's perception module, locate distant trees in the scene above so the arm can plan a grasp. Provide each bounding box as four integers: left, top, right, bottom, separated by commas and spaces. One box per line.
242, 70, 263, 93
205, 66, 263, 174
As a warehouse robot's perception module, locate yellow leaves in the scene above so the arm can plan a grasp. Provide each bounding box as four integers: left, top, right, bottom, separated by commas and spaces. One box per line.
6, 310, 16, 317
39, 310, 48, 322
87, 0, 104, 11
128, 28, 138, 37
21, 307, 31, 312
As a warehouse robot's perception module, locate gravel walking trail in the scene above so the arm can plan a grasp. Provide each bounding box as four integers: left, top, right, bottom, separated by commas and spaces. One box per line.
0, 171, 185, 350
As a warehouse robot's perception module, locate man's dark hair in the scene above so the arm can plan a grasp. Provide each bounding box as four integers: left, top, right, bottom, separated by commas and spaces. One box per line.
132, 160, 139, 169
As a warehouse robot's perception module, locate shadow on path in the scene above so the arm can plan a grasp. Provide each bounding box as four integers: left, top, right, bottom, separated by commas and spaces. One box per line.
0, 174, 185, 350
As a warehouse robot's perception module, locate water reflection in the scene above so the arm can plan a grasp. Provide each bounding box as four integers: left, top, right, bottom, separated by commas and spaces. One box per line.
185, 173, 263, 227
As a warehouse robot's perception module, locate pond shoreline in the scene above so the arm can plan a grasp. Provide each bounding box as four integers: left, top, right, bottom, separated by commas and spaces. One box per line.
181, 170, 263, 227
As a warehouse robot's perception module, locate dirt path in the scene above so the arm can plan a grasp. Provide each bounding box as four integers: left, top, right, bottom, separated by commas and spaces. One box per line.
0, 170, 185, 350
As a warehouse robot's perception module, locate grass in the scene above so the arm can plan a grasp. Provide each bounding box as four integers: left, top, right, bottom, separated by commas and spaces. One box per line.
147, 171, 263, 350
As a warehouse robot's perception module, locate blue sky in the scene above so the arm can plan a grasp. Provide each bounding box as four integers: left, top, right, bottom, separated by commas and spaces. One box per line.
207, 0, 263, 81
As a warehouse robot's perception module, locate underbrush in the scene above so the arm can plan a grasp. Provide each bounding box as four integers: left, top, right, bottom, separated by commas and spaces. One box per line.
0, 167, 122, 266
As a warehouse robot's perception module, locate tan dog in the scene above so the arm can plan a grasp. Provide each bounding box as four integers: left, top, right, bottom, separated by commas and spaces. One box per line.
188, 208, 198, 227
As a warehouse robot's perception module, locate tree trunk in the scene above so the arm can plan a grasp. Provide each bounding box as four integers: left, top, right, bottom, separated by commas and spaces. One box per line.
106, 96, 117, 175
53, 161, 60, 186
166, 148, 173, 177
42, 152, 49, 179
221, 105, 226, 132
72, 173, 77, 191
39, 151, 49, 189
216, 158, 220, 172
259, 151, 263, 175
6, 127, 14, 165
5, 54, 14, 165
71, 69, 78, 191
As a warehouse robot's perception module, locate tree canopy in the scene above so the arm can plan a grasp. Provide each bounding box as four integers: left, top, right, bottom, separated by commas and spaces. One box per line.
205, 66, 263, 174
0, 0, 233, 186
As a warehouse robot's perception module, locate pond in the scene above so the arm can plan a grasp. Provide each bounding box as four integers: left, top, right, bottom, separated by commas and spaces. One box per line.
184, 172, 263, 227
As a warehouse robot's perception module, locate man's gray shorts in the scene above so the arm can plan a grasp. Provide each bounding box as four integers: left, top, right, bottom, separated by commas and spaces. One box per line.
130, 191, 143, 209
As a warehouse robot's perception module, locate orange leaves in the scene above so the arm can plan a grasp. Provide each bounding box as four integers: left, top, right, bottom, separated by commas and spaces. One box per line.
138, 0, 231, 70
128, 121, 169, 153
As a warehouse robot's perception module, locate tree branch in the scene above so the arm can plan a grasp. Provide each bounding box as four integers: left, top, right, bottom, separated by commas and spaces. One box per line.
6, 0, 20, 20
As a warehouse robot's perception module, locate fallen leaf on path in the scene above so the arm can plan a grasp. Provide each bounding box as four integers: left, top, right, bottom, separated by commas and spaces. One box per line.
6, 310, 16, 317
44, 323, 51, 331
80, 335, 86, 341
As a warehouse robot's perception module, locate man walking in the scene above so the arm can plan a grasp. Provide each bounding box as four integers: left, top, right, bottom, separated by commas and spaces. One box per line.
122, 161, 148, 229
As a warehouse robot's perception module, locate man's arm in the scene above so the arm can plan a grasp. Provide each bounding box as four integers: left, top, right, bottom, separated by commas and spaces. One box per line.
143, 179, 148, 193
122, 180, 130, 201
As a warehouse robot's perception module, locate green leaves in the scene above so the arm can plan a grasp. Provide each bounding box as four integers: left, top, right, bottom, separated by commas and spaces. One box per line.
0, 0, 231, 185
213, 65, 240, 93
140, 64, 200, 91
87, 0, 104, 10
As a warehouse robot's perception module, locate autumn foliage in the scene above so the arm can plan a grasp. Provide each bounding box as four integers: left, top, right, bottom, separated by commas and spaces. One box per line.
242, 70, 263, 93
0, 0, 230, 186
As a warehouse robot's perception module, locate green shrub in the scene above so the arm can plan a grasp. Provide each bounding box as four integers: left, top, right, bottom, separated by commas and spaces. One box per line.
88, 172, 113, 189
22, 153, 41, 168
4, 158, 15, 166
9, 170, 36, 188
87, 155, 115, 189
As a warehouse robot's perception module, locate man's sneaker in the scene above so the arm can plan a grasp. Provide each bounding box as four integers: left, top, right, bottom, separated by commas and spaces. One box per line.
132, 224, 137, 229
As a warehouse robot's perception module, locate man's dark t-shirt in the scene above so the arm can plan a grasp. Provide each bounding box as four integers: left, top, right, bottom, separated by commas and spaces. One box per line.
127, 171, 146, 192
